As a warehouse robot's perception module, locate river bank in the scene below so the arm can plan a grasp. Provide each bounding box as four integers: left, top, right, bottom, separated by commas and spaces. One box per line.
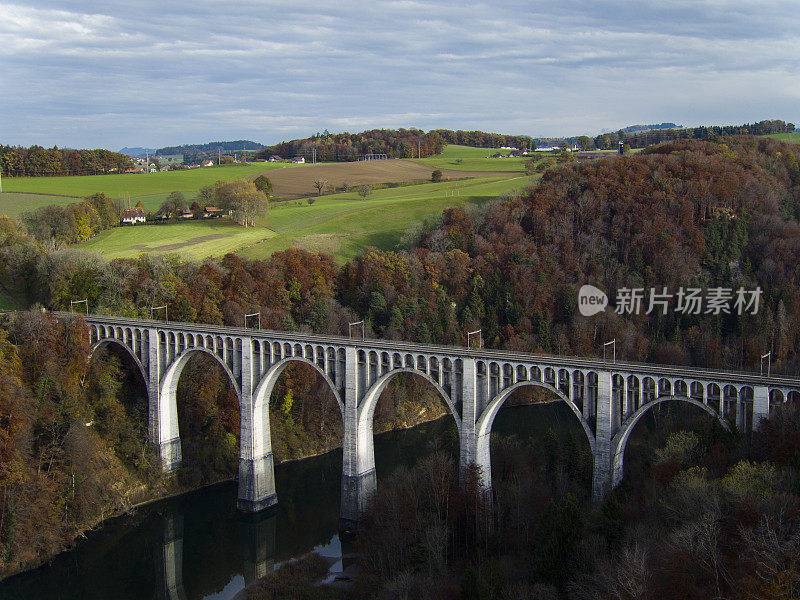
0, 411, 466, 600
0, 399, 452, 583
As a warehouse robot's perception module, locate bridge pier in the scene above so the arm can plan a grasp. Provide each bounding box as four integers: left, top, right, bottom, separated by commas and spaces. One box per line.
753, 385, 769, 429
340, 348, 377, 526
158, 438, 183, 474
146, 328, 183, 473
238, 341, 277, 512
459, 358, 482, 484
592, 371, 613, 502
340, 471, 377, 528
237, 455, 278, 512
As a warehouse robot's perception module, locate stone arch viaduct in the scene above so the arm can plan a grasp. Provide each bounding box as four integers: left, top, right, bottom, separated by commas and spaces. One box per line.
73, 313, 800, 524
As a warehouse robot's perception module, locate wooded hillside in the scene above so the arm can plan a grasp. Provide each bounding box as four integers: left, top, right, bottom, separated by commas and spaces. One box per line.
2, 135, 800, 581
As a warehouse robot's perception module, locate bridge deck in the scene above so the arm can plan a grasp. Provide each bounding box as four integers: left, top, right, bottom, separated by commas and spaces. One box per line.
66, 312, 800, 388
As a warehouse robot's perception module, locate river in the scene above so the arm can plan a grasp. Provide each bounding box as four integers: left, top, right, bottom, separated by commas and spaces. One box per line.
0, 402, 581, 599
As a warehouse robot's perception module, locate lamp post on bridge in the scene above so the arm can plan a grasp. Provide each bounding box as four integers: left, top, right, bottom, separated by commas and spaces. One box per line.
603, 339, 616, 363
467, 329, 483, 349
244, 312, 261, 330
69, 299, 88, 316
150, 305, 168, 322
761, 351, 772, 377
349, 320, 364, 340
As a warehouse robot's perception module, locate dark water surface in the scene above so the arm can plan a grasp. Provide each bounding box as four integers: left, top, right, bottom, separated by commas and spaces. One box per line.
1, 403, 580, 600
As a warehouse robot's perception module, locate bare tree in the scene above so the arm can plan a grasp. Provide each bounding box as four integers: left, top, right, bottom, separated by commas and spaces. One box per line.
313, 178, 328, 196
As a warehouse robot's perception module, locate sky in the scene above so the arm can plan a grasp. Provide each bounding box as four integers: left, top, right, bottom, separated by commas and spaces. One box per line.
1, 0, 798, 150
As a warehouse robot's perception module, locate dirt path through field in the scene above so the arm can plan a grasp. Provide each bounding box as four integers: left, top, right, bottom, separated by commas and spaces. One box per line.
252, 160, 517, 199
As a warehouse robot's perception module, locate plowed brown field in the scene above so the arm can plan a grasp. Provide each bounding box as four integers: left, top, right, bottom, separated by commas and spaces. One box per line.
253, 159, 515, 199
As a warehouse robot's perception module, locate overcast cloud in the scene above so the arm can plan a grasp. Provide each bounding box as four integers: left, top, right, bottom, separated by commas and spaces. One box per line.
1, 0, 798, 149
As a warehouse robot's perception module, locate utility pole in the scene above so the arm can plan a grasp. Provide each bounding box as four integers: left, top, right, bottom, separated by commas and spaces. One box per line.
418, 140, 421, 158
218, 148, 221, 165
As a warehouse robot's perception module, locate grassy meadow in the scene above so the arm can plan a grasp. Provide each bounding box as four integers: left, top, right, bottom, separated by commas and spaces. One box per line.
241, 174, 530, 262
81, 221, 278, 261
0, 162, 291, 215
81, 174, 531, 264
764, 132, 800, 144
7, 145, 536, 264
0, 191, 87, 219
412, 144, 530, 172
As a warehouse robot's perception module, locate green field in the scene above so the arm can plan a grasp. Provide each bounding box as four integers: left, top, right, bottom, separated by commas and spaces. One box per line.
7, 146, 534, 264
765, 132, 800, 144
81, 174, 532, 263
0, 162, 291, 215
412, 144, 530, 172
81, 221, 277, 261
0, 191, 87, 219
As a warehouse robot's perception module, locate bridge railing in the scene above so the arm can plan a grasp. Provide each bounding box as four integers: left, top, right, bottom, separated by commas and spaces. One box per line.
50, 310, 800, 388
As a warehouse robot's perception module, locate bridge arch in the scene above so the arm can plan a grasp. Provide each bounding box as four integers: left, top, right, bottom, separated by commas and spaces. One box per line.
89, 338, 148, 386
351, 367, 462, 482
357, 367, 461, 434
161, 346, 242, 400
252, 356, 344, 417
475, 379, 596, 488
157, 347, 243, 472
610, 395, 732, 487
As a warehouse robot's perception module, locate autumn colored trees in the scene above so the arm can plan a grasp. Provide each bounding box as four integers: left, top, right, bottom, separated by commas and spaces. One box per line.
0, 145, 132, 177
20, 193, 122, 244
2, 135, 800, 585
0, 311, 161, 577
256, 128, 445, 161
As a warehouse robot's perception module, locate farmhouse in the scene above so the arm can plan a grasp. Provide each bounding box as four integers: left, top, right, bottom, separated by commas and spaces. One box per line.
203, 206, 224, 218
121, 207, 146, 225
268, 155, 282, 162
292, 156, 305, 164
202, 160, 214, 167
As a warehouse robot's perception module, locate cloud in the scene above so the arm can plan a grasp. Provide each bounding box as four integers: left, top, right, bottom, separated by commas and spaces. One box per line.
0, 0, 798, 148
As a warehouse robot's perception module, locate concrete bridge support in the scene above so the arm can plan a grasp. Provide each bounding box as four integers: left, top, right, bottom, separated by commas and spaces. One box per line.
753, 385, 770, 428
147, 328, 182, 473
592, 372, 614, 502
340, 347, 378, 526
237, 342, 277, 512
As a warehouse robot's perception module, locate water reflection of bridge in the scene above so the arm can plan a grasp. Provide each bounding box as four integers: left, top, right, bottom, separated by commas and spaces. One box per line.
152, 508, 355, 600
153, 510, 276, 600
68, 313, 800, 525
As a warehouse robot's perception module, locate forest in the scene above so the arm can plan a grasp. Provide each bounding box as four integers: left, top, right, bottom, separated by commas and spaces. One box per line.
154, 140, 267, 164
593, 119, 795, 150
1, 135, 800, 593
255, 128, 535, 162
0, 145, 133, 177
